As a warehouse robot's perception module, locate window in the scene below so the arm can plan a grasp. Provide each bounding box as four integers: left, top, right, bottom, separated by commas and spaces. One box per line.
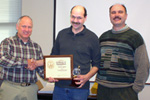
0, 0, 22, 42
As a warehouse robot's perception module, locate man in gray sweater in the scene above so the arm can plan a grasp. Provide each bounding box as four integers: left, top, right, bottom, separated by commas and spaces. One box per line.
96, 3, 149, 100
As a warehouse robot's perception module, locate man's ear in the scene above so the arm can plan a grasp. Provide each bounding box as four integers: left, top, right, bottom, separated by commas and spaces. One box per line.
16, 24, 18, 30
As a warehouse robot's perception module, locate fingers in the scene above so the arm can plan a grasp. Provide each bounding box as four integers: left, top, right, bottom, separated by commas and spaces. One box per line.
26, 59, 36, 70
48, 77, 59, 83
74, 75, 87, 88
75, 79, 84, 88
78, 84, 84, 88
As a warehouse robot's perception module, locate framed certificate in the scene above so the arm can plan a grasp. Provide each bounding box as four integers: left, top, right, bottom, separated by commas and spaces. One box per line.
44, 55, 73, 80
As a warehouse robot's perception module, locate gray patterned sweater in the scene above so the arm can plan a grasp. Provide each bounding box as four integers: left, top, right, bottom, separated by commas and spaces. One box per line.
96, 26, 149, 93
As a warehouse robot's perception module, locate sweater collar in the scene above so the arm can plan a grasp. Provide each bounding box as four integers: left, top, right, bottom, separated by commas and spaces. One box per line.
112, 25, 130, 34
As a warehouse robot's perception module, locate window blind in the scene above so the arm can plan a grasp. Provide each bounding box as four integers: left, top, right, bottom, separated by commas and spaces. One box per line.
0, 0, 21, 42
0, 0, 21, 23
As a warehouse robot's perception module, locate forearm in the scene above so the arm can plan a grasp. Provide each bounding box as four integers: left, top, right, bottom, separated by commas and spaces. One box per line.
133, 44, 150, 93
0, 40, 25, 67
85, 66, 98, 80
35, 59, 44, 67
0, 52, 24, 68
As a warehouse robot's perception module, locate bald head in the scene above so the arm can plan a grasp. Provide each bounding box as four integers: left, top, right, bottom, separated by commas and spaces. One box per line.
70, 5, 87, 17
17, 15, 33, 26
109, 4, 127, 14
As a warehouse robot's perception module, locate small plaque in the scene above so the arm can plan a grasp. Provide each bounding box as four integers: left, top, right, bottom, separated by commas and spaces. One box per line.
44, 55, 73, 80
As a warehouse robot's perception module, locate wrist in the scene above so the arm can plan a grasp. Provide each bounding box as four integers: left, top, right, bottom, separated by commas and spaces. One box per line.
35, 61, 38, 68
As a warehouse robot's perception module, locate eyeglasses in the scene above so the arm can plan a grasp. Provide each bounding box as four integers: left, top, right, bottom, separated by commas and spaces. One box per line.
71, 15, 83, 20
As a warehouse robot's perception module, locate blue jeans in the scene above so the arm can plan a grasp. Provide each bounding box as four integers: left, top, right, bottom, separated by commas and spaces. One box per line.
53, 86, 89, 100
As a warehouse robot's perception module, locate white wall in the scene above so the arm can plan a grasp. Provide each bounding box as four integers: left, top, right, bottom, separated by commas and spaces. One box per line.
22, 0, 54, 55
139, 85, 150, 100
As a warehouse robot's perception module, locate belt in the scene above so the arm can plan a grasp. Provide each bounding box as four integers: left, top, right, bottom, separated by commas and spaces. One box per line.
6, 80, 31, 87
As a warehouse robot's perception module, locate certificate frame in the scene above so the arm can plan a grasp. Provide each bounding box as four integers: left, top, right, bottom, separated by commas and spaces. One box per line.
44, 55, 73, 80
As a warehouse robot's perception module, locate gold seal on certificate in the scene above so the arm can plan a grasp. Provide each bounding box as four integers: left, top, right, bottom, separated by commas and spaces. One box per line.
44, 55, 73, 80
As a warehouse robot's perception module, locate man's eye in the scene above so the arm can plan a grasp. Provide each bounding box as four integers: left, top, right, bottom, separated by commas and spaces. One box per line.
118, 11, 123, 14
22, 26, 26, 28
28, 26, 32, 29
71, 16, 75, 19
77, 17, 82, 20
71, 16, 82, 20
111, 11, 116, 14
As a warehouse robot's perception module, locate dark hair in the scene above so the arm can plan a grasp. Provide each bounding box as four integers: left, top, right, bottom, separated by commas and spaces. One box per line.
109, 4, 127, 14
70, 6, 87, 17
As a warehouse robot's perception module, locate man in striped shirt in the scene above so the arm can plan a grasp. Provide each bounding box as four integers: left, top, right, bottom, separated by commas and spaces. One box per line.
96, 4, 149, 100
0, 15, 44, 100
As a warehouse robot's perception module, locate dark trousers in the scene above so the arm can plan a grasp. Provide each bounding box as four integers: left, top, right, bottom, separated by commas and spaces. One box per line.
0, 80, 3, 87
97, 84, 138, 100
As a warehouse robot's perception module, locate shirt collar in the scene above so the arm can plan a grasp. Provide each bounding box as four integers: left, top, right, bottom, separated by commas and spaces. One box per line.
69, 25, 86, 36
15, 33, 31, 45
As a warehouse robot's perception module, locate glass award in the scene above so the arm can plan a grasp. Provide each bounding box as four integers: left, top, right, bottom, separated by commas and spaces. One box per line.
70, 66, 81, 87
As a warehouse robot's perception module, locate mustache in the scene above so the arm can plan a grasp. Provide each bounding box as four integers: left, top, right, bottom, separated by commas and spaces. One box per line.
113, 16, 121, 20
72, 21, 80, 24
